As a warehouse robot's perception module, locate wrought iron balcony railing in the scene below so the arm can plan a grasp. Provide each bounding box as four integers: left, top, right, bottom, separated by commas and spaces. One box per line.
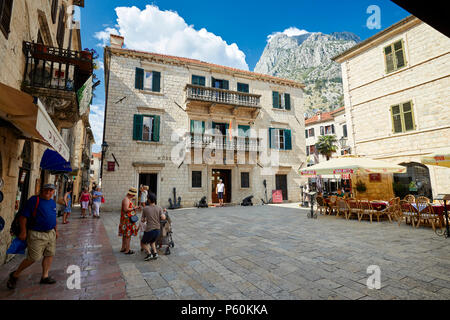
22, 41, 93, 92
186, 84, 261, 108
189, 133, 261, 152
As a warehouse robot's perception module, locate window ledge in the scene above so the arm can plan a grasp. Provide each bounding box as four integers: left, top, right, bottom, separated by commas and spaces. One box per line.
136, 141, 163, 146
272, 108, 291, 112
138, 90, 164, 96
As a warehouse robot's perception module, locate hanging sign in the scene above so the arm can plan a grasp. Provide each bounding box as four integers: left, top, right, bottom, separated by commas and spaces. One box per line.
272, 190, 283, 204
107, 161, 116, 172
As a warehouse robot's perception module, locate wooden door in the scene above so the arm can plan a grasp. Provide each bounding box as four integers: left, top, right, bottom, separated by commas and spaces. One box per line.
276, 174, 288, 201
211, 170, 232, 203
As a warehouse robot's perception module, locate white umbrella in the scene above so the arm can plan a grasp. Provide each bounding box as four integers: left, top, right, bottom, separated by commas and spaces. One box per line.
299, 156, 406, 176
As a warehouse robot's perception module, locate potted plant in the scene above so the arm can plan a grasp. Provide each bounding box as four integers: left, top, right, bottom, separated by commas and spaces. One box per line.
356, 180, 367, 193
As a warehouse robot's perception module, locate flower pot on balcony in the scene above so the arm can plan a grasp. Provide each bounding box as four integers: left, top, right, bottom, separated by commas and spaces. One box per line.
35, 44, 48, 54
80, 50, 92, 60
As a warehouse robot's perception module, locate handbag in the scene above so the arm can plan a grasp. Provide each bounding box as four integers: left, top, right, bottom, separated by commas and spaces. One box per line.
101, 197, 105, 204
130, 215, 139, 224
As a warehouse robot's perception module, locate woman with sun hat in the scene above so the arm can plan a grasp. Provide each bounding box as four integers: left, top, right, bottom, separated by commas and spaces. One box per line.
119, 187, 141, 254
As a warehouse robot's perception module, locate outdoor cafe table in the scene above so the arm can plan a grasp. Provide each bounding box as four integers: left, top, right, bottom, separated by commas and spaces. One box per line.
411, 203, 450, 225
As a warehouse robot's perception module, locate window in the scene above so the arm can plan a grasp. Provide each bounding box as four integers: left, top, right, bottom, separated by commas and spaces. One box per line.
192, 75, 205, 86
237, 83, 249, 93
269, 128, 292, 150
321, 125, 334, 136
190, 120, 205, 134
384, 40, 406, 73
133, 114, 161, 142
0, 0, 14, 39
305, 129, 308, 139
272, 92, 291, 110
238, 125, 250, 137
343, 124, 348, 138
391, 101, 415, 134
56, 4, 65, 48
241, 172, 250, 188
51, 0, 58, 24
306, 145, 315, 156
308, 128, 315, 137
192, 171, 202, 188
211, 77, 229, 90
135, 68, 161, 92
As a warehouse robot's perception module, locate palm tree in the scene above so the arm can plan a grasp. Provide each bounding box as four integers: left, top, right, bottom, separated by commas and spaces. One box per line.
315, 135, 338, 161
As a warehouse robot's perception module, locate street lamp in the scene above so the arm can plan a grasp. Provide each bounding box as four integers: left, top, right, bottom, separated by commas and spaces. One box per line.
339, 136, 348, 155
100, 141, 109, 179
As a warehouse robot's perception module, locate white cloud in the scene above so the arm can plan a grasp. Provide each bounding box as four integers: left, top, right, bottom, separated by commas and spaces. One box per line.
89, 104, 105, 153
94, 5, 248, 70
267, 27, 310, 42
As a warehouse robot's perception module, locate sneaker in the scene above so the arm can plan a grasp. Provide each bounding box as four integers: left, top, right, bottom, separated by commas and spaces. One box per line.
144, 254, 153, 261
40, 277, 57, 285
6, 272, 18, 290
152, 253, 158, 260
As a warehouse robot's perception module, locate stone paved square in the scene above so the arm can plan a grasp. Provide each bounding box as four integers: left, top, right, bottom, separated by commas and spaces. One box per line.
102, 203, 450, 300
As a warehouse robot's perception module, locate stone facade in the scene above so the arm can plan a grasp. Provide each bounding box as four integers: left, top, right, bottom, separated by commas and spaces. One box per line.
0, 0, 90, 264
335, 16, 450, 199
102, 36, 306, 211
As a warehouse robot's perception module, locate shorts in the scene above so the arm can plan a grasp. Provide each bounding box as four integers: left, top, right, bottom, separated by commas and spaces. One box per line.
27, 229, 56, 262
81, 201, 89, 209
141, 229, 161, 245
218, 192, 224, 200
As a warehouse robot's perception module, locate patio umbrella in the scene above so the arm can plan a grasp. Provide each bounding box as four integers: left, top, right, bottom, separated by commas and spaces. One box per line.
299, 156, 407, 176
421, 148, 450, 168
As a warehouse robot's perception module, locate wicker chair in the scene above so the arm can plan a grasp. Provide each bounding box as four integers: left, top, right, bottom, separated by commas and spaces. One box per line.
399, 200, 416, 227
383, 203, 399, 223
358, 200, 378, 223
404, 194, 416, 203
328, 196, 338, 215
316, 196, 328, 216
336, 199, 349, 219
416, 199, 440, 230
347, 199, 360, 220
416, 196, 430, 204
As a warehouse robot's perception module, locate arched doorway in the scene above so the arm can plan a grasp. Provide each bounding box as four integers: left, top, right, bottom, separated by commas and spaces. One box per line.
393, 162, 432, 199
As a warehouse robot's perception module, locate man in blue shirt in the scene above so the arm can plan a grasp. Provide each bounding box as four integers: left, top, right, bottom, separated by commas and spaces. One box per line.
7, 184, 59, 290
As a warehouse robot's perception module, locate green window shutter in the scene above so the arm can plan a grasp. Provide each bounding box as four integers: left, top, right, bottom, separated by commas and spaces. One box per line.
199, 76, 205, 86
238, 125, 250, 137
284, 130, 292, 150
391, 105, 403, 133
152, 71, 161, 92
202, 121, 205, 133
223, 80, 229, 90
384, 45, 395, 73
190, 120, 195, 133
305, 130, 308, 139
211, 77, 216, 88
152, 115, 160, 142
135, 68, 144, 90
269, 128, 274, 149
394, 40, 406, 70
284, 93, 291, 110
133, 114, 143, 140
237, 83, 249, 93
272, 91, 279, 108
402, 101, 415, 131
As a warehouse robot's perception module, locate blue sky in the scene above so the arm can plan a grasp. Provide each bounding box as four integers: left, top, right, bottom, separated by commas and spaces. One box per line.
83, 0, 410, 152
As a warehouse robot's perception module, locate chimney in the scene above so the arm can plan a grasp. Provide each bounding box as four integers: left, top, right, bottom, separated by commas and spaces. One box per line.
317, 111, 322, 121
110, 34, 124, 49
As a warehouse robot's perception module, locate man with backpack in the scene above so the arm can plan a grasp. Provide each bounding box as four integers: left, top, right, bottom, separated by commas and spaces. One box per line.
7, 184, 59, 290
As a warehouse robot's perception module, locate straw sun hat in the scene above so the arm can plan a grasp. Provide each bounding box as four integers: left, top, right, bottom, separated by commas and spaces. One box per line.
127, 187, 138, 198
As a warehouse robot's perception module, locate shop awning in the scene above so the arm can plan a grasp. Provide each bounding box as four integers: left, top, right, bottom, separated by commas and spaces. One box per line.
421, 148, 450, 168
40, 149, 72, 173
299, 156, 407, 176
0, 82, 70, 161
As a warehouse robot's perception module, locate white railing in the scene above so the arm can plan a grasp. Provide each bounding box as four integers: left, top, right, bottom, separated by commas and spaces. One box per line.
186, 84, 261, 108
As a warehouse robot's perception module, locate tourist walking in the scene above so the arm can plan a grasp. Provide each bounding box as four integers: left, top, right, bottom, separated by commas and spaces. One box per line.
6, 184, 59, 289
119, 187, 141, 255
92, 187, 103, 218
89, 183, 97, 216
141, 193, 166, 261
79, 187, 91, 218
62, 188, 72, 224
216, 179, 225, 207
140, 185, 148, 208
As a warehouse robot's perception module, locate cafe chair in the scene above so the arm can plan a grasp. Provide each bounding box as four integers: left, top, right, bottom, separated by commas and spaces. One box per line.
315, 196, 328, 216
399, 200, 416, 227
404, 194, 416, 203
415, 199, 440, 231
347, 199, 360, 220
358, 200, 378, 223
416, 196, 430, 204
336, 199, 350, 219
328, 196, 338, 215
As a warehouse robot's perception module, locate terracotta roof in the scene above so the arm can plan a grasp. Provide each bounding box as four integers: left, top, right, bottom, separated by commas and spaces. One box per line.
305, 107, 345, 126
92, 152, 102, 159
107, 46, 304, 89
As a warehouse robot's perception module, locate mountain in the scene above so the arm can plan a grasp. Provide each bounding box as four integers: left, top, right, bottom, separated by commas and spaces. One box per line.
254, 30, 360, 115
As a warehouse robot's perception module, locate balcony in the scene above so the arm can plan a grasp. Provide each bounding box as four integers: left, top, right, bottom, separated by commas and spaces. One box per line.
185, 85, 261, 119
189, 133, 262, 152
21, 42, 94, 127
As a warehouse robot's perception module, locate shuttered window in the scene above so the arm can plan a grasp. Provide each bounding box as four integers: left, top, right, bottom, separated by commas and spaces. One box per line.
238, 125, 250, 137
272, 92, 292, 110
305, 129, 308, 139
237, 83, 249, 93
190, 120, 205, 134
390, 101, 416, 134
0, 0, 14, 39
192, 171, 202, 188
56, 4, 65, 48
241, 172, 250, 188
133, 114, 161, 142
212, 77, 229, 90
269, 128, 292, 150
192, 75, 205, 86
384, 40, 407, 73
135, 68, 161, 92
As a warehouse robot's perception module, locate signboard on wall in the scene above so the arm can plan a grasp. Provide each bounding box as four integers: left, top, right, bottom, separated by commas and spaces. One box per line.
107, 161, 116, 172
272, 190, 283, 204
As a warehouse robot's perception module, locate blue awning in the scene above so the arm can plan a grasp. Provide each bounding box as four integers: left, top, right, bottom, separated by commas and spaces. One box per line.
40, 149, 72, 173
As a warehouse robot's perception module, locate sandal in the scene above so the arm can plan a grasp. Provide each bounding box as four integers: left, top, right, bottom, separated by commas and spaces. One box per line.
124, 250, 135, 255
120, 249, 126, 253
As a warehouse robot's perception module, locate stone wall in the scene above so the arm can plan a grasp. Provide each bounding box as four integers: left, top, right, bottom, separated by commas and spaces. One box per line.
352, 173, 394, 201
340, 21, 450, 198
102, 52, 306, 211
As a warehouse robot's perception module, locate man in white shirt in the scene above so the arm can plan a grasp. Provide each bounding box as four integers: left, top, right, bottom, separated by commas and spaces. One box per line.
216, 179, 225, 207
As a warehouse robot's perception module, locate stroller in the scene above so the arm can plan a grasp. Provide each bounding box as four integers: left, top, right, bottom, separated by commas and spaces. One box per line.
157, 212, 175, 255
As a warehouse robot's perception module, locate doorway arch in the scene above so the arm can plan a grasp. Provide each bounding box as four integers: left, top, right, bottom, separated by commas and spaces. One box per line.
393, 162, 432, 199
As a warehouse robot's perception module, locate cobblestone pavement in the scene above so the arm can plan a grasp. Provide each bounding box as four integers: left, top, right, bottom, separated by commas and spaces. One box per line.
102, 203, 450, 300
0, 207, 127, 300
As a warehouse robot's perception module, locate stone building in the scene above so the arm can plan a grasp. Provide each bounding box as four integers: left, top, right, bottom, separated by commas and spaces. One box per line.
304, 107, 351, 193
0, 0, 93, 263
333, 15, 450, 199
89, 152, 101, 188
102, 34, 306, 210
